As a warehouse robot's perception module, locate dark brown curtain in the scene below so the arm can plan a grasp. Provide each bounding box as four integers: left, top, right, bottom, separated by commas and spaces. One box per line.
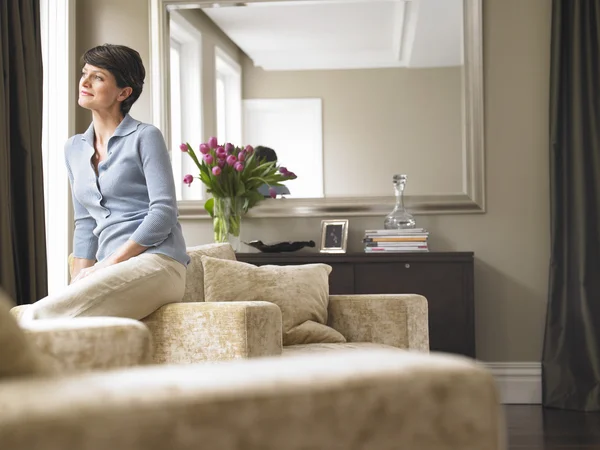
0, 0, 47, 305
543, 0, 600, 411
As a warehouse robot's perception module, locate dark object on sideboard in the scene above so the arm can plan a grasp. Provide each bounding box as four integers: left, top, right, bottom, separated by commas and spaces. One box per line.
244, 240, 316, 253
236, 251, 475, 358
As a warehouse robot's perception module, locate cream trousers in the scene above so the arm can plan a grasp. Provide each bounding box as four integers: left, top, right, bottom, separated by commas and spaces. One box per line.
22, 253, 186, 322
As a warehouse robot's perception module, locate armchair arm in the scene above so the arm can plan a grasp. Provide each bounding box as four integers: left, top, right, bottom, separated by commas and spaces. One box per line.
20, 317, 153, 373
10, 304, 29, 321
142, 301, 283, 364
327, 294, 429, 351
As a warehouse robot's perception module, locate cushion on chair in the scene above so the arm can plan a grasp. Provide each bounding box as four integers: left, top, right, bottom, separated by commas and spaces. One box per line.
0, 289, 50, 378
182, 243, 236, 302
201, 256, 346, 346
282, 342, 400, 356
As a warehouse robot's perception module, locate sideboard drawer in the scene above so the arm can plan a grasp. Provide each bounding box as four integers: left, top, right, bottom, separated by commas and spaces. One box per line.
354, 262, 473, 356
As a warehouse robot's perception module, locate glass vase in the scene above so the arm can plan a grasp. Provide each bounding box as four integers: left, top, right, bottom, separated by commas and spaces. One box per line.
384, 174, 416, 229
213, 196, 244, 252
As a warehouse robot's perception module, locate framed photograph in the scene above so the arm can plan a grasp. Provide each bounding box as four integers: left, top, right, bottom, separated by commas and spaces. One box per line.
320, 219, 349, 253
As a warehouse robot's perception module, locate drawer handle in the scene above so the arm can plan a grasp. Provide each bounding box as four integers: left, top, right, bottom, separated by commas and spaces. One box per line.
405, 263, 410, 269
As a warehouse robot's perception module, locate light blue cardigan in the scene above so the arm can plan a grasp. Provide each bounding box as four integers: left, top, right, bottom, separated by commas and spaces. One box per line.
64, 114, 189, 267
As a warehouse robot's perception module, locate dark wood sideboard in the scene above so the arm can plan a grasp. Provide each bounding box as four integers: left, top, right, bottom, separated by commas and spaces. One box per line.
236, 252, 475, 358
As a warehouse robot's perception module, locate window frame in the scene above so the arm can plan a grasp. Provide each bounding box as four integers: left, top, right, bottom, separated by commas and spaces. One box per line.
169, 12, 204, 201
40, 0, 76, 292
169, 38, 184, 200
214, 46, 242, 147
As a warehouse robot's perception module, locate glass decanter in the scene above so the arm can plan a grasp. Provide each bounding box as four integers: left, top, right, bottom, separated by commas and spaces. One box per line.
384, 174, 416, 229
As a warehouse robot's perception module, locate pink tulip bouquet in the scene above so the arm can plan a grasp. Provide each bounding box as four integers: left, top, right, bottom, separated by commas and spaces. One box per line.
181, 137, 296, 247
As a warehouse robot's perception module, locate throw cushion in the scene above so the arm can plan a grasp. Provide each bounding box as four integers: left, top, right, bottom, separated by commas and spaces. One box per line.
182, 243, 237, 302
0, 289, 49, 378
201, 256, 346, 346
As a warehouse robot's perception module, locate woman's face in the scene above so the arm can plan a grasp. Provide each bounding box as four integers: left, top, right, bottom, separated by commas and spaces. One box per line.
78, 64, 130, 114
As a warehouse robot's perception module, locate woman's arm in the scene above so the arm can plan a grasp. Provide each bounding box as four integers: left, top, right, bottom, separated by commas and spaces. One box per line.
65, 144, 99, 283
104, 239, 147, 264
128, 125, 179, 247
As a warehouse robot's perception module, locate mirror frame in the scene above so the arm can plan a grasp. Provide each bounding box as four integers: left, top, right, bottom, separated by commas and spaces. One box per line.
150, 0, 485, 219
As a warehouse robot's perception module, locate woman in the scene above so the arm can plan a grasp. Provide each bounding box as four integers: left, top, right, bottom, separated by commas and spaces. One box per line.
24, 44, 189, 321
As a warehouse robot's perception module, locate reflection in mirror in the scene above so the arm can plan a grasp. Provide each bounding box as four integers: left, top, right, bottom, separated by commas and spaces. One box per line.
153, 0, 484, 217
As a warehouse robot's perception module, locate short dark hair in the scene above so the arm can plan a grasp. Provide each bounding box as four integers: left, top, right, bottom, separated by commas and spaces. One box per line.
81, 44, 145, 115
254, 146, 278, 163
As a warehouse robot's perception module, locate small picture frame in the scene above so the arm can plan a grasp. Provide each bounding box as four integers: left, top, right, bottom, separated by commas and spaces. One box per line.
320, 219, 349, 253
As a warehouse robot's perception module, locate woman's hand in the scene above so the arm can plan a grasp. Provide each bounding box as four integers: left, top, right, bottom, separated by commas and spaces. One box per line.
71, 266, 96, 283
71, 256, 117, 283
70, 239, 147, 284
70, 257, 95, 284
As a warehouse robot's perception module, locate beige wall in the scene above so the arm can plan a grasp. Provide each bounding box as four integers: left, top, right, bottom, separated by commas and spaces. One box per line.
243, 63, 464, 196
74, 0, 552, 362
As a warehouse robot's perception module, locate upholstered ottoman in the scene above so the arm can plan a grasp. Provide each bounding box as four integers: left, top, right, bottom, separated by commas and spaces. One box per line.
1, 349, 505, 450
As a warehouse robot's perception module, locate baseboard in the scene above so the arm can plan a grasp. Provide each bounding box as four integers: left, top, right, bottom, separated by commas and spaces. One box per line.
480, 362, 541, 404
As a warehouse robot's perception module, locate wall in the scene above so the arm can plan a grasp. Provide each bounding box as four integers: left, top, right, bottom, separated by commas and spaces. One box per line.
74, 0, 552, 363
242, 63, 464, 196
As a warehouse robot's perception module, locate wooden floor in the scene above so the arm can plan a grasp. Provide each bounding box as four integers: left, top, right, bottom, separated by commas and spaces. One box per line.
507, 405, 600, 449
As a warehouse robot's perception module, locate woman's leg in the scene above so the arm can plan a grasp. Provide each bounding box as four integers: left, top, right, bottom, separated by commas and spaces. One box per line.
23, 253, 186, 321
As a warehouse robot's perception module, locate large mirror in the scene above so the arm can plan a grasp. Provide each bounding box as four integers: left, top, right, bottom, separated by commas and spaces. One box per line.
150, 0, 484, 218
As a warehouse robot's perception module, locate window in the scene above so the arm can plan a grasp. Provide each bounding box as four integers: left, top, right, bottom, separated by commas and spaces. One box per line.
169, 12, 203, 201
40, 0, 75, 292
242, 98, 324, 198
215, 47, 242, 147
169, 39, 183, 200
216, 75, 227, 144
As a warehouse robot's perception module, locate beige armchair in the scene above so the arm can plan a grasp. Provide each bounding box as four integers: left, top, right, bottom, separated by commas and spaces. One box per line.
11, 243, 429, 365
12, 293, 428, 364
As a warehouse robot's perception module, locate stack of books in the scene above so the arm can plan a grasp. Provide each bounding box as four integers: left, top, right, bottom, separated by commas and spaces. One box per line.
363, 228, 429, 253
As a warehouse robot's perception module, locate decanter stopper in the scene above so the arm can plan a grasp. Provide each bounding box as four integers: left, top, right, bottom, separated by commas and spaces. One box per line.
384, 174, 416, 229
